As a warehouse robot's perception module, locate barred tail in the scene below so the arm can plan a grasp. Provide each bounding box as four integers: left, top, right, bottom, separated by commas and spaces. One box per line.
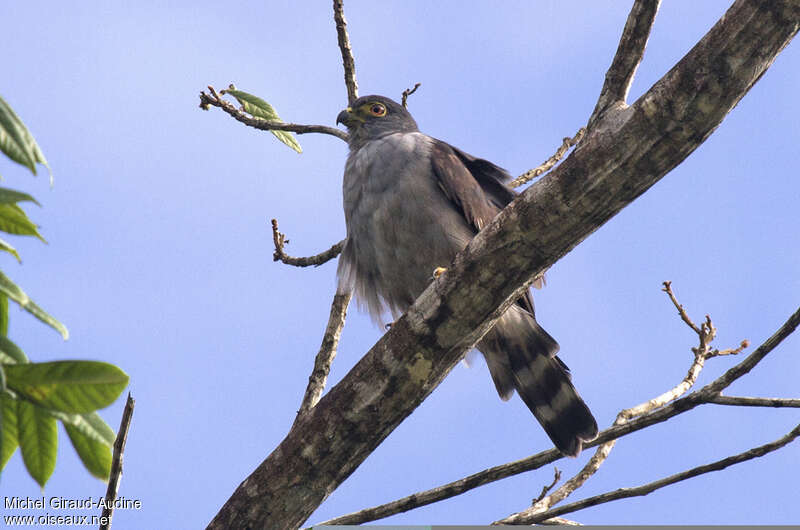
478, 305, 598, 457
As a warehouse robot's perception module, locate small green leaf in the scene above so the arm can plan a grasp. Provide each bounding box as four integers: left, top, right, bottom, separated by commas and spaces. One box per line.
0, 292, 8, 336
223, 88, 302, 153
17, 399, 57, 487
5, 361, 129, 413
0, 187, 40, 206
0, 203, 45, 242
0, 334, 28, 364
65, 422, 111, 479
0, 270, 68, 339
0, 96, 52, 181
1, 392, 20, 471
0, 237, 21, 262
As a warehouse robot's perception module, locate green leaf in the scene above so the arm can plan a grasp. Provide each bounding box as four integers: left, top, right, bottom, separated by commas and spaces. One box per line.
223, 88, 302, 153
0, 187, 40, 206
17, 399, 57, 487
49, 410, 115, 446
0, 270, 68, 339
0, 291, 7, 336
65, 421, 111, 479
1, 392, 19, 471
0, 334, 28, 364
5, 360, 129, 413
0, 203, 45, 242
0, 237, 21, 262
0, 96, 52, 181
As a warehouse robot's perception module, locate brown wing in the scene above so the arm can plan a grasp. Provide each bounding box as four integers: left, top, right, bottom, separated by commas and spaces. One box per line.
429, 139, 537, 317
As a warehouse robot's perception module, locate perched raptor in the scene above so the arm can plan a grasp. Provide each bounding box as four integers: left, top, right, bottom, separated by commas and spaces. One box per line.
336, 95, 597, 456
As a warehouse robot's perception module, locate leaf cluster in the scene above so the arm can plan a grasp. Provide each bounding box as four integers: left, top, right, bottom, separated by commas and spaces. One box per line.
0, 95, 129, 487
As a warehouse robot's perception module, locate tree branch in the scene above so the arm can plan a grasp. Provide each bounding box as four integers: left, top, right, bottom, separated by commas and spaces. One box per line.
316, 303, 800, 526
199, 87, 348, 141
524, 422, 800, 524
270, 219, 343, 267
333, 0, 358, 104
208, 2, 800, 528
293, 291, 351, 422
589, 0, 661, 126
509, 128, 585, 188
709, 395, 800, 408
495, 283, 746, 525
100, 393, 135, 530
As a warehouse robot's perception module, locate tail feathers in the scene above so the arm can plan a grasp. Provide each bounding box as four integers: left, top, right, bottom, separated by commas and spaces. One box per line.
478, 306, 598, 457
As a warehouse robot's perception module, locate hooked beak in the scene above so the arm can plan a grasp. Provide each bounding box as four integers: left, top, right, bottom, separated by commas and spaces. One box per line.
336, 107, 361, 128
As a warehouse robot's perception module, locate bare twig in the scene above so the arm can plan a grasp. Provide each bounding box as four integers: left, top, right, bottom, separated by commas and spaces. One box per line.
271, 219, 344, 267
199, 88, 348, 142
100, 393, 135, 530
401, 83, 421, 108
533, 468, 561, 504
524, 422, 800, 524
509, 128, 585, 188
315, 304, 800, 526
294, 291, 352, 423
709, 395, 800, 408
497, 283, 741, 524
589, 0, 661, 126
333, 0, 358, 104
661, 281, 701, 334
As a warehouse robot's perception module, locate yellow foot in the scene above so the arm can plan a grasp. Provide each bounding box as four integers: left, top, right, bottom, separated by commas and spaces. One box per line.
432, 266, 447, 279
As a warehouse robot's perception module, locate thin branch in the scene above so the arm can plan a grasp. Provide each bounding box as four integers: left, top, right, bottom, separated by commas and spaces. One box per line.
314, 304, 800, 526
497, 282, 741, 524
508, 128, 585, 188
333, 0, 358, 104
401, 83, 421, 108
293, 291, 352, 423
199, 87, 348, 142
100, 393, 135, 530
524, 422, 800, 524
533, 467, 561, 504
709, 395, 800, 408
589, 0, 661, 126
662, 280, 701, 334
271, 219, 344, 267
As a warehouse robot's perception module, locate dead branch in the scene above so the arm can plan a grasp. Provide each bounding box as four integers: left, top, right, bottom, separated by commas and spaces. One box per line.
100, 393, 135, 530
709, 395, 800, 408
401, 83, 421, 108
524, 422, 800, 524
509, 128, 585, 188
333, 0, 358, 104
271, 219, 344, 267
293, 291, 352, 422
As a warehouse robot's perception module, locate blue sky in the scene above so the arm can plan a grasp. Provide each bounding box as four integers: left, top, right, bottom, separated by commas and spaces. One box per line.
2, 1, 799, 527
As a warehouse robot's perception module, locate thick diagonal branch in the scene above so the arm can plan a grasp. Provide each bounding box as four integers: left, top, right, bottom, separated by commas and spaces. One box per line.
208, 2, 800, 528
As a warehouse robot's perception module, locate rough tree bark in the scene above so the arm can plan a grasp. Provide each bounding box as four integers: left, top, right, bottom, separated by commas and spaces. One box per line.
207, 1, 800, 528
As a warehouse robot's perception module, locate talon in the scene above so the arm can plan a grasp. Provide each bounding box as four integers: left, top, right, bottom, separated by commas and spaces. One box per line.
432, 266, 447, 279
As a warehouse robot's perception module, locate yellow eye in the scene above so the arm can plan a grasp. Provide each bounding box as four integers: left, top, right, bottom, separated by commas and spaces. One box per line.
369, 103, 387, 117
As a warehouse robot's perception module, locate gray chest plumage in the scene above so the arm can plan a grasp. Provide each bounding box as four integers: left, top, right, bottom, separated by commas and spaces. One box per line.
337, 131, 475, 323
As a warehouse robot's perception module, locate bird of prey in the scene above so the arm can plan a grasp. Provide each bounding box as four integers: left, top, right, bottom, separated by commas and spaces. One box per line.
336, 95, 597, 456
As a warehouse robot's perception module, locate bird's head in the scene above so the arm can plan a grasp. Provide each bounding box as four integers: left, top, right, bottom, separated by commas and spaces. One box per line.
336, 95, 418, 148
